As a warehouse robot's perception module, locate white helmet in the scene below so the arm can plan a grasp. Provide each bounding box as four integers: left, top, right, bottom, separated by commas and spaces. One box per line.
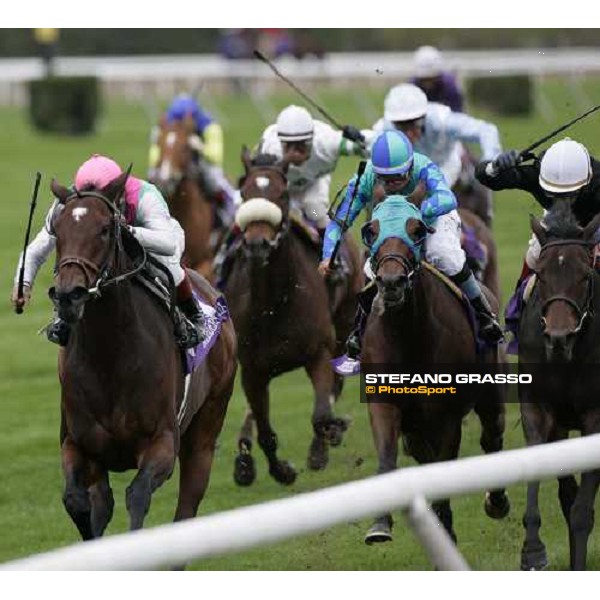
384, 84, 428, 123
276, 105, 314, 142
413, 46, 444, 78
539, 138, 592, 194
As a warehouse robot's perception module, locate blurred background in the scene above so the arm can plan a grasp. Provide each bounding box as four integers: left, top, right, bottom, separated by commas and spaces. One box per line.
1, 29, 600, 570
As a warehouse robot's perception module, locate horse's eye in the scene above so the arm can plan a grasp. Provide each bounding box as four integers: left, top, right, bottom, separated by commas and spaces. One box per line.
100, 225, 111, 237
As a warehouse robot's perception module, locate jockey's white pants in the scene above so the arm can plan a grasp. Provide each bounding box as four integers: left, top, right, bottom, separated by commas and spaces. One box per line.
439, 142, 463, 188
292, 174, 331, 229
363, 209, 466, 280
151, 218, 186, 286
201, 162, 236, 200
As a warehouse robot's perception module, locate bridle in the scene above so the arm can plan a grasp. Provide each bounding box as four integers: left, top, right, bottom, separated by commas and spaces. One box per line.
538, 238, 595, 334
241, 166, 290, 255
55, 190, 147, 297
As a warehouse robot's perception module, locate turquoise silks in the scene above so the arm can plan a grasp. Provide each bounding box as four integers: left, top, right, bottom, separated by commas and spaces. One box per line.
362, 196, 426, 260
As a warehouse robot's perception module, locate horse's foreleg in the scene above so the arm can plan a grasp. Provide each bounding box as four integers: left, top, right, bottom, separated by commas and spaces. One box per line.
242, 370, 296, 486
520, 403, 553, 570
306, 349, 350, 471
126, 430, 176, 531
474, 391, 510, 519
89, 470, 114, 538
569, 468, 600, 571
61, 437, 94, 541
234, 407, 256, 486
364, 403, 400, 545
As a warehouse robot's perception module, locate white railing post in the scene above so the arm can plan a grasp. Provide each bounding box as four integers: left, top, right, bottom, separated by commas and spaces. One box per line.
403, 496, 470, 571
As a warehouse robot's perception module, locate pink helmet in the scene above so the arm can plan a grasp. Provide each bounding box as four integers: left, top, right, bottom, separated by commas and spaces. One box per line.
75, 154, 122, 190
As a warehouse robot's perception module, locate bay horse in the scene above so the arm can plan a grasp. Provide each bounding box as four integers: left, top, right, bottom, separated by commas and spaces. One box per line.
519, 205, 600, 570
151, 115, 219, 279
49, 172, 236, 543
360, 200, 509, 544
223, 150, 362, 485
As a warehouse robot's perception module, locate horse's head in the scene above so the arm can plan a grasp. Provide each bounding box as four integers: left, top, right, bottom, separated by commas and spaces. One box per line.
531, 205, 600, 362
151, 115, 202, 197
48, 170, 130, 323
236, 147, 290, 263
362, 196, 431, 309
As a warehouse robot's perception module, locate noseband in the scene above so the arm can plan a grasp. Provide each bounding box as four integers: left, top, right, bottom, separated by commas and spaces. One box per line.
56, 190, 146, 296
372, 250, 419, 288
538, 239, 595, 334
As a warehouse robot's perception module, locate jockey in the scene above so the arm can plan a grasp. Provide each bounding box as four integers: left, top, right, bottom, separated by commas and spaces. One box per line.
257, 105, 372, 233
11, 155, 204, 349
374, 83, 502, 191
476, 138, 600, 276
410, 46, 464, 113
149, 94, 236, 226
319, 130, 503, 358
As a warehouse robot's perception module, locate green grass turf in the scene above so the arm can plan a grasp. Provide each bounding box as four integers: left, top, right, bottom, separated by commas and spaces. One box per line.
1, 76, 600, 570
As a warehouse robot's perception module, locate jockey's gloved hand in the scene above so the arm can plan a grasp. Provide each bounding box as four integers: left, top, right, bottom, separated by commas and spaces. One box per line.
342, 125, 366, 145
492, 150, 520, 172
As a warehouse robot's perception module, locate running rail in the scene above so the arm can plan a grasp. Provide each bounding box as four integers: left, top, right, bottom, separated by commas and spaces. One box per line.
3, 434, 600, 570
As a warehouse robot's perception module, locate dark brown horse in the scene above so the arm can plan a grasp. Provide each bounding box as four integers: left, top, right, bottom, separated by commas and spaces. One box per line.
454, 152, 495, 227
223, 150, 362, 485
151, 116, 218, 279
360, 211, 509, 544
49, 172, 236, 542
519, 206, 600, 570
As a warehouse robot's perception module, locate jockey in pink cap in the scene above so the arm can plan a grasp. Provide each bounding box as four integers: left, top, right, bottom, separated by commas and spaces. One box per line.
12, 154, 204, 348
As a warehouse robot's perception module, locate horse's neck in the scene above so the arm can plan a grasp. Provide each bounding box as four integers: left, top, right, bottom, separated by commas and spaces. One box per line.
380, 272, 438, 354
173, 179, 211, 218
248, 234, 296, 313
76, 284, 141, 354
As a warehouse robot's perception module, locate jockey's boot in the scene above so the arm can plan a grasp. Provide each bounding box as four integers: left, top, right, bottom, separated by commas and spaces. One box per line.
451, 263, 504, 345
46, 315, 71, 347
346, 283, 378, 359
176, 275, 205, 349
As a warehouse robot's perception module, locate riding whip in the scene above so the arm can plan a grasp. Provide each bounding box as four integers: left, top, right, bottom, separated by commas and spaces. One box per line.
254, 50, 365, 148
519, 104, 600, 161
15, 172, 42, 314
328, 160, 367, 268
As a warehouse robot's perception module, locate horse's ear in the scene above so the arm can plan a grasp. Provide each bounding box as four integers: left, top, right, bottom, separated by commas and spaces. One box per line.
102, 164, 132, 202
582, 212, 600, 242
183, 112, 196, 133
51, 179, 71, 205
530, 214, 547, 246
241, 145, 252, 175
278, 156, 291, 175
361, 219, 380, 248
406, 218, 432, 243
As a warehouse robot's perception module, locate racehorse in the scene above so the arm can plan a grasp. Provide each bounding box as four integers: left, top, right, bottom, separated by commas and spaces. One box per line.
459, 207, 501, 302
519, 205, 600, 570
151, 116, 219, 279
360, 202, 509, 544
49, 172, 237, 545
223, 149, 362, 485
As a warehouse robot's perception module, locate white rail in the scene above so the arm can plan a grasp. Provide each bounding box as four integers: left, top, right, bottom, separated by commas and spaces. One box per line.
3, 434, 600, 571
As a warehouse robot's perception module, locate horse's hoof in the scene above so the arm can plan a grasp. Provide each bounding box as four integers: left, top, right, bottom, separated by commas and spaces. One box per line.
520, 546, 548, 571
270, 460, 297, 485
307, 436, 329, 471
233, 453, 256, 487
364, 517, 393, 545
326, 416, 351, 447
484, 491, 510, 519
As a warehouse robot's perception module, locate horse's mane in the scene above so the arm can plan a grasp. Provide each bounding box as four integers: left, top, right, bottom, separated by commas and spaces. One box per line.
544, 202, 581, 240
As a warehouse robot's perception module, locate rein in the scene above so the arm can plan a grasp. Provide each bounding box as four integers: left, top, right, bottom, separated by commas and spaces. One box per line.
538, 238, 596, 333
371, 251, 419, 287
56, 190, 147, 296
